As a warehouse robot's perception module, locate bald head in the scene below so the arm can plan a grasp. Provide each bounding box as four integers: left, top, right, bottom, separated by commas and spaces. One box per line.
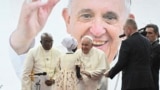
125, 19, 138, 30
123, 19, 138, 37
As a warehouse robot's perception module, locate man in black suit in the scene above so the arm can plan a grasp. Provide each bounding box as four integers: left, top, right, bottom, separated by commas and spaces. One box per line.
145, 24, 160, 90
104, 19, 155, 90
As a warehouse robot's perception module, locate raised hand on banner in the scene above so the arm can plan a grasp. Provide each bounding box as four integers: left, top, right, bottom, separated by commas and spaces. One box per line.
10, 0, 60, 55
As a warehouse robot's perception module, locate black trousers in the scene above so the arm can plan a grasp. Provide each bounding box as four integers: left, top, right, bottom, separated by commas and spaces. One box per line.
124, 87, 155, 90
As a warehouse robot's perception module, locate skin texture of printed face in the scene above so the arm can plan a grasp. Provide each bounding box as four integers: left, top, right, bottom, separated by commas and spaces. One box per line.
146, 27, 157, 43
63, 0, 129, 63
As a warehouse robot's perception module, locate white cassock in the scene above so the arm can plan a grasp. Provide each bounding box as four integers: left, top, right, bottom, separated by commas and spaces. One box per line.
76, 47, 109, 90
21, 45, 61, 90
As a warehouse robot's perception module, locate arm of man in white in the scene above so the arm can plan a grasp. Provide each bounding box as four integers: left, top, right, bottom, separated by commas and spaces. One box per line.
89, 55, 108, 79
89, 69, 106, 79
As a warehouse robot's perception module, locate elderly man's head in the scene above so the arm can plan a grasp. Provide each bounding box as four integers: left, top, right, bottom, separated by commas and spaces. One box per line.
81, 35, 93, 54
40, 32, 53, 50
63, 0, 132, 62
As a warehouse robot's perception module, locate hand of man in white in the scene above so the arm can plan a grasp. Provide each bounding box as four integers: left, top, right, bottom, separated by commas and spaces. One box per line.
81, 70, 91, 78
103, 70, 109, 77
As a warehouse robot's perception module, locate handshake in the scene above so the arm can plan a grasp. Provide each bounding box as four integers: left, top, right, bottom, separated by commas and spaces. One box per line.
103, 70, 110, 77
75, 65, 92, 79
75, 64, 110, 79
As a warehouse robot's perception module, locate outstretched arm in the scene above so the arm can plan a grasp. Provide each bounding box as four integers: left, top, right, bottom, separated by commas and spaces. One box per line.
10, 0, 60, 55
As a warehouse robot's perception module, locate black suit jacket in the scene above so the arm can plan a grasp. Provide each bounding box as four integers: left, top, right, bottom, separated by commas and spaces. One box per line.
108, 32, 154, 90
150, 40, 160, 90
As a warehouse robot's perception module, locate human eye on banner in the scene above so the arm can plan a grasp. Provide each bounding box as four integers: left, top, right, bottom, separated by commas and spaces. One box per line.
0, 0, 159, 90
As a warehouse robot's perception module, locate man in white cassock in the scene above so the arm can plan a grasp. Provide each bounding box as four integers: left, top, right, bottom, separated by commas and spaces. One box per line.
21, 32, 61, 90
75, 35, 109, 90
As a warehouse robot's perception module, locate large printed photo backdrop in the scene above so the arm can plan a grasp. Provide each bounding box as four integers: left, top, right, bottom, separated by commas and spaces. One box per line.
0, 0, 160, 90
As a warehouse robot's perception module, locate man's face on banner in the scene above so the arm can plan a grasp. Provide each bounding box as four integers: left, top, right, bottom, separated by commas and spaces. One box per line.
63, 0, 129, 63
